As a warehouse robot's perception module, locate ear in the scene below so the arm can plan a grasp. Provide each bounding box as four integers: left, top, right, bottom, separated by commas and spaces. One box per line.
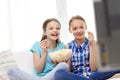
43, 32, 46, 36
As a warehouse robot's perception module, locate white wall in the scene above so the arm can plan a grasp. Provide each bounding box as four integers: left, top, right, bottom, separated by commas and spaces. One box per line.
56, 0, 96, 44
0, 0, 96, 52
0, 0, 11, 51
66, 0, 97, 42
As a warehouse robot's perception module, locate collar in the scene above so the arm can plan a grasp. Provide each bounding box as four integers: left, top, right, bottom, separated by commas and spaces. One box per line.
73, 38, 88, 49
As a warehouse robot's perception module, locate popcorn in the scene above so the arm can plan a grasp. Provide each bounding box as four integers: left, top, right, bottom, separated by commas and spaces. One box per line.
49, 49, 72, 63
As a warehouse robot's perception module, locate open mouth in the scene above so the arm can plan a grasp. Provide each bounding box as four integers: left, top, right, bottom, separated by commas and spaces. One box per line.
51, 34, 58, 37
76, 32, 83, 36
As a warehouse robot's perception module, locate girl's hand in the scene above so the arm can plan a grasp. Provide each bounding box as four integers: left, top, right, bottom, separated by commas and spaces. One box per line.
51, 59, 67, 66
88, 31, 95, 45
40, 39, 48, 54
51, 60, 58, 66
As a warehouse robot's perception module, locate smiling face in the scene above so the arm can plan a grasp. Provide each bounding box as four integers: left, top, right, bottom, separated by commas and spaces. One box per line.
44, 21, 60, 41
69, 19, 87, 40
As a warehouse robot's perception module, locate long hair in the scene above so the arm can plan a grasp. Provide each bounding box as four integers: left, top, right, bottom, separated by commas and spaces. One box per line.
40, 18, 61, 43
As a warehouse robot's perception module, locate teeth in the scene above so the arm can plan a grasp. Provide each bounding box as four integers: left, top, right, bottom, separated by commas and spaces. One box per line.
77, 32, 82, 35
51, 34, 57, 36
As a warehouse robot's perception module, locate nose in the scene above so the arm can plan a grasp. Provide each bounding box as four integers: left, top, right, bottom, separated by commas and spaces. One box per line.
53, 29, 57, 32
77, 28, 82, 32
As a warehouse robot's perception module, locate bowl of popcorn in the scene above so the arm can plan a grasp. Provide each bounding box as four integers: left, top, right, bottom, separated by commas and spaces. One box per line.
49, 49, 72, 63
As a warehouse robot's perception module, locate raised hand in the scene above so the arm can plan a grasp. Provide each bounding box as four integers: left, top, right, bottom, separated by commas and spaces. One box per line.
40, 39, 48, 54
87, 31, 95, 45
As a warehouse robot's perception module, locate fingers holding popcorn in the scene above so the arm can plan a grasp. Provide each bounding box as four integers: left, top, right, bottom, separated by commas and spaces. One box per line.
51, 60, 59, 66
41, 39, 48, 53
87, 31, 95, 45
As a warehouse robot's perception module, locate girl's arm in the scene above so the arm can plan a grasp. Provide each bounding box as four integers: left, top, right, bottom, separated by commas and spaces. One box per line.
88, 31, 98, 71
33, 39, 48, 73
33, 51, 48, 73
66, 59, 71, 72
89, 41, 98, 71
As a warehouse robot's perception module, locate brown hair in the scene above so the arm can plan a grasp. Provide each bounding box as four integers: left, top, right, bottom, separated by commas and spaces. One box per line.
40, 18, 61, 43
69, 15, 86, 29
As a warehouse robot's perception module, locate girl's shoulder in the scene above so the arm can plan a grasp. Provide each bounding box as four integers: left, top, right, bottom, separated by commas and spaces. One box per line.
68, 40, 75, 46
32, 41, 40, 45
30, 41, 42, 53
57, 42, 65, 49
57, 42, 64, 46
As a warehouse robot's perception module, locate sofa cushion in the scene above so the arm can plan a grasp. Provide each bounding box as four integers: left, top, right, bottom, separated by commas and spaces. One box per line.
0, 49, 17, 80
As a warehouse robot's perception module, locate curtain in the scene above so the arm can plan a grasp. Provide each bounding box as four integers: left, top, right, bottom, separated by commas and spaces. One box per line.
0, 0, 95, 52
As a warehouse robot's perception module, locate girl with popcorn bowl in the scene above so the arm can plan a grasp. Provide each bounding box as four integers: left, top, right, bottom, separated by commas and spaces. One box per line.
7, 18, 71, 80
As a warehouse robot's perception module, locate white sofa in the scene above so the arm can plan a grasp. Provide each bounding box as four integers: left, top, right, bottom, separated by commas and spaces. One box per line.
13, 50, 120, 80
1, 49, 120, 80
0, 50, 34, 80
13, 50, 34, 75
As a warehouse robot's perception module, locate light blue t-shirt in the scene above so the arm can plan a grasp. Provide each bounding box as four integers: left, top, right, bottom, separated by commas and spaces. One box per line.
30, 41, 65, 76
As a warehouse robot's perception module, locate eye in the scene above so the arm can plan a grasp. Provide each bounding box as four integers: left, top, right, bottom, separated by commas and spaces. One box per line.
56, 27, 60, 30
80, 25, 86, 29
49, 27, 53, 30
72, 27, 77, 30
80, 26, 84, 29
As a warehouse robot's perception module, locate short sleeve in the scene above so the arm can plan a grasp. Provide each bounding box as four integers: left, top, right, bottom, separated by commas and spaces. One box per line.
30, 41, 42, 54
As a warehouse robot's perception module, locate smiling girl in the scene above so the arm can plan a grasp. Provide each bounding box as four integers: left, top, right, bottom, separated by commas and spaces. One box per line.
7, 18, 68, 80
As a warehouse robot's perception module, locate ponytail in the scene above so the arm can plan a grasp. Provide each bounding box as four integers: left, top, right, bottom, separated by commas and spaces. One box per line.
40, 35, 47, 41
